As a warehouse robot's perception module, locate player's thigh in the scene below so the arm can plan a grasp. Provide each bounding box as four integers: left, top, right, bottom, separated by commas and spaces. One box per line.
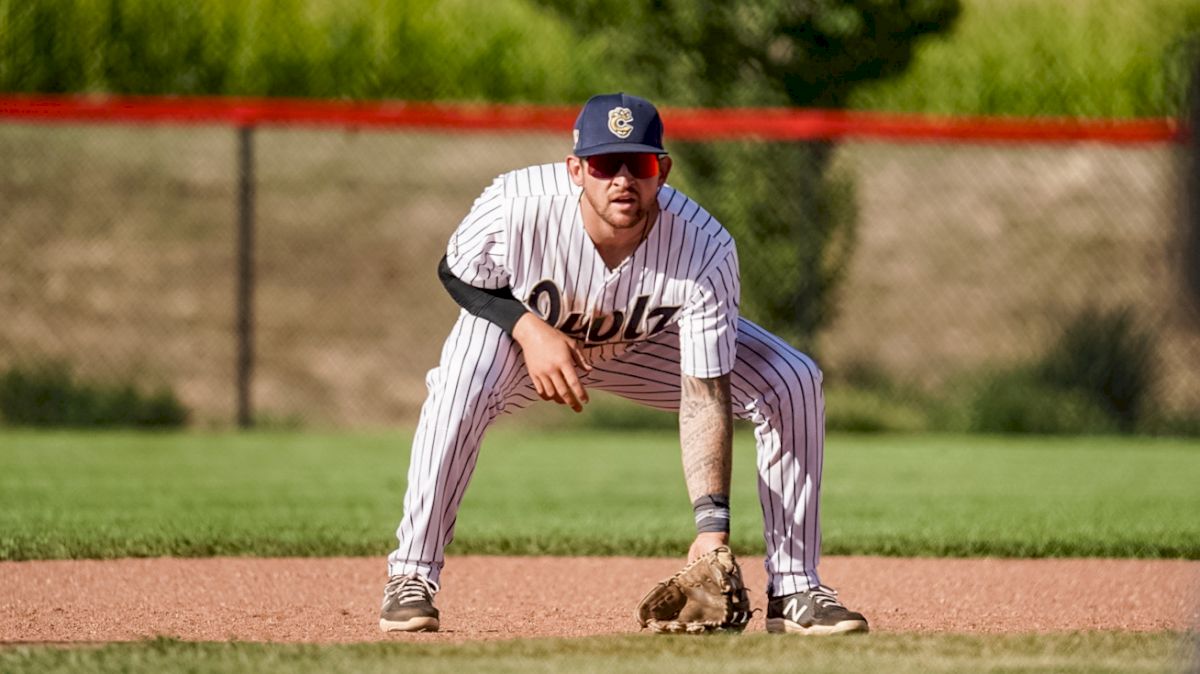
428, 311, 538, 409
727, 319, 822, 420
584, 328, 684, 411
584, 320, 822, 417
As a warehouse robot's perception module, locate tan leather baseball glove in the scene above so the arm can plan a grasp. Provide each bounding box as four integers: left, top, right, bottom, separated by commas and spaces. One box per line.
635, 545, 753, 634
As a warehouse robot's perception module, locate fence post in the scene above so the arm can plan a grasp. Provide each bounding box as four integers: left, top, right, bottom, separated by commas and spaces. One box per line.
1188, 50, 1200, 310
236, 124, 256, 428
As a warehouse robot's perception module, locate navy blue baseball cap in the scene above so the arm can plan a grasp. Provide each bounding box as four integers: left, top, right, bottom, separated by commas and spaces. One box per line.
572, 92, 666, 157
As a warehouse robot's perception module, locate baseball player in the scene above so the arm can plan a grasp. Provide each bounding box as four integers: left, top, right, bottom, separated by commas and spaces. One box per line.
380, 93, 868, 635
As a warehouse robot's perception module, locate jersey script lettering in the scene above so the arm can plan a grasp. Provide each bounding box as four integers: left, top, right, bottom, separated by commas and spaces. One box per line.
527, 280, 681, 345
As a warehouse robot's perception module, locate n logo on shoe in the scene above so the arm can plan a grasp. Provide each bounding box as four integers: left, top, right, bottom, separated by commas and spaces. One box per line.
783, 597, 810, 624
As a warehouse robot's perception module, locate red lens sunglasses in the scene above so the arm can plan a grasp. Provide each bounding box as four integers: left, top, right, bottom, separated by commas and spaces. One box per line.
585, 153, 662, 179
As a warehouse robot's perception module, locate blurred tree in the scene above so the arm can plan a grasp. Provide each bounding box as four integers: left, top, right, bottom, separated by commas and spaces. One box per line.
536, 0, 960, 348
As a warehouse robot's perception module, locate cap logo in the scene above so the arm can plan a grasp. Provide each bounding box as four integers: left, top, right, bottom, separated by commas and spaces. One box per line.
608, 106, 634, 139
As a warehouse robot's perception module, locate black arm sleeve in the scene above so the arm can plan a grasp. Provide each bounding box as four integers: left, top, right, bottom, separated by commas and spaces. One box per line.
438, 254, 529, 336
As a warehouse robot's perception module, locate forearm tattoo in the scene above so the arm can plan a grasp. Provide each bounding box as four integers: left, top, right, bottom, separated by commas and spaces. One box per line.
679, 374, 733, 502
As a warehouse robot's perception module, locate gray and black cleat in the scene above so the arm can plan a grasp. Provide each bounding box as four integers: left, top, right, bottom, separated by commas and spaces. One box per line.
766, 585, 869, 635
379, 573, 440, 633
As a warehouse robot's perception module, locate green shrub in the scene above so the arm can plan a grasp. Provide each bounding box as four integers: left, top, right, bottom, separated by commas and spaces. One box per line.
969, 368, 1116, 435
1136, 412, 1200, 437
849, 0, 1200, 117
967, 306, 1159, 435
824, 386, 928, 433
1037, 306, 1155, 432
0, 0, 596, 103
0, 363, 188, 428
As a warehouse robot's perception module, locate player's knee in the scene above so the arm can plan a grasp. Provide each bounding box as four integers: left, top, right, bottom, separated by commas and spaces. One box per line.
756, 353, 823, 419
791, 357, 823, 402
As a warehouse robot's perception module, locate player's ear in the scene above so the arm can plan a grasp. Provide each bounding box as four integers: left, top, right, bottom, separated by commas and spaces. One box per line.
566, 155, 586, 186
657, 155, 672, 186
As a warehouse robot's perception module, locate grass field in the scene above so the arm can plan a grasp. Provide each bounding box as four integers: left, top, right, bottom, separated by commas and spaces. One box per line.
1, 633, 1191, 674
1, 428, 1197, 561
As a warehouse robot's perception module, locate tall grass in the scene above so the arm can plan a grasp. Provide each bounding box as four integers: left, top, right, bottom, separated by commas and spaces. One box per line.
0, 0, 597, 102
2, 0, 1196, 115
849, 0, 1200, 117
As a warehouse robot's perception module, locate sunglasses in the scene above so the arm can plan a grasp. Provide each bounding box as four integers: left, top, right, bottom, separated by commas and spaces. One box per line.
585, 153, 662, 179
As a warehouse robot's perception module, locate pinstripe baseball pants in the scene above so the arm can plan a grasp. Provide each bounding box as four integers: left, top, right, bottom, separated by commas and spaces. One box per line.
388, 311, 825, 597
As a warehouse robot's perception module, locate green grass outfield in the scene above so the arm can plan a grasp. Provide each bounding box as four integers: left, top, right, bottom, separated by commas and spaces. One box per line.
1, 428, 1197, 561
0, 633, 1191, 674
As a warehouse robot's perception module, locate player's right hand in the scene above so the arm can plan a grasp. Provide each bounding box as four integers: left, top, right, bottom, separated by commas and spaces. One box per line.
511, 313, 592, 412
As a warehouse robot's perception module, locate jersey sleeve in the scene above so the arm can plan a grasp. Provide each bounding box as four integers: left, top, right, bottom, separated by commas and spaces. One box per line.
445, 176, 510, 289
677, 244, 740, 379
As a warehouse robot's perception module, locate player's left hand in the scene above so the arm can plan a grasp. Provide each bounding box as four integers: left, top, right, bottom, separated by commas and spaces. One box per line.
688, 532, 730, 563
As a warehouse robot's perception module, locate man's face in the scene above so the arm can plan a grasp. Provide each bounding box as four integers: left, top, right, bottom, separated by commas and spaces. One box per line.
567, 152, 672, 230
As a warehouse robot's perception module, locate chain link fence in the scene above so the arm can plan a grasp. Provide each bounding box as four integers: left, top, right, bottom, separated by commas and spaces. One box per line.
821, 140, 1195, 414
0, 113, 1196, 428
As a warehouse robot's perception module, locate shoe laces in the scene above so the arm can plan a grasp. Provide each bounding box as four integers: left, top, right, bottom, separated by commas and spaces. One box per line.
808, 585, 846, 609
384, 573, 439, 604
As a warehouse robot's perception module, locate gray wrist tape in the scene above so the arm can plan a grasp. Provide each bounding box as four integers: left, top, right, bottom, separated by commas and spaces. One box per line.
693, 494, 731, 534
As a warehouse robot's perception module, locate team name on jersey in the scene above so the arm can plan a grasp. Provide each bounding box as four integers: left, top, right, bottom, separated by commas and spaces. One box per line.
527, 279, 681, 345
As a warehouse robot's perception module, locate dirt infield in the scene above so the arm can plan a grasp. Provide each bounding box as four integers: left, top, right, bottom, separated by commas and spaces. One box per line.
2, 556, 1197, 643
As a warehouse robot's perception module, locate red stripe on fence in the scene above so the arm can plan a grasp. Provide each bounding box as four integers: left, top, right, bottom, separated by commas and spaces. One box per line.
0, 94, 1184, 145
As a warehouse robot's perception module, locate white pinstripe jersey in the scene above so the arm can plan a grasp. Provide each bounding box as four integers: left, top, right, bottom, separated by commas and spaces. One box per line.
446, 162, 740, 378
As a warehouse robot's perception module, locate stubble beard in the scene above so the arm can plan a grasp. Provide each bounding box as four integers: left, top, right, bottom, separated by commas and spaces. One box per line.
585, 189, 657, 234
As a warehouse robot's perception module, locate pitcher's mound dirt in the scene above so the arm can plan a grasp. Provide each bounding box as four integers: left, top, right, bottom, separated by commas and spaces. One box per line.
2, 556, 1198, 643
